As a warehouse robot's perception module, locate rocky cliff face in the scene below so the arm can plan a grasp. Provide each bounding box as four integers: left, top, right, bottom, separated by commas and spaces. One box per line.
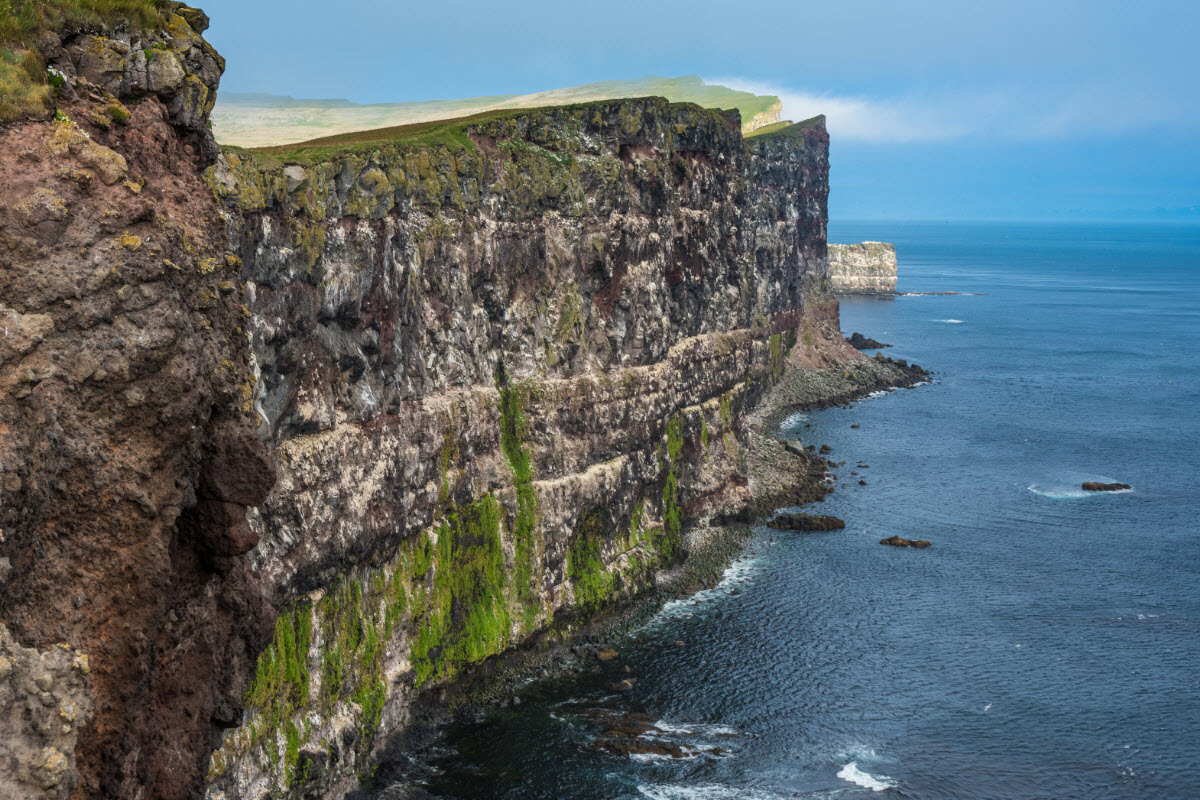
201, 98, 830, 800
744, 98, 784, 133
828, 241, 897, 293
1, 7, 834, 800
0, 5, 273, 799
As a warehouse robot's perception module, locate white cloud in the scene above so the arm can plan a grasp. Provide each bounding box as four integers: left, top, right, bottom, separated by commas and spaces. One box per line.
709, 77, 1193, 143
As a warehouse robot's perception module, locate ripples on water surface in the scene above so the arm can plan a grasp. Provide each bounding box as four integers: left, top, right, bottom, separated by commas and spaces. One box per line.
377, 222, 1200, 799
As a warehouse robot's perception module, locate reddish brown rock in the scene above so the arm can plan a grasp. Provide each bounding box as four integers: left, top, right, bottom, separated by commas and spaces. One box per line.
880, 535, 932, 548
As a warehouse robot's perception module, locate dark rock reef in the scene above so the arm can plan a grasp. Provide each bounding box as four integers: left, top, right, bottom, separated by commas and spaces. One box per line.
1082, 482, 1130, 492
846, 331, 890, 350
768, 513, 846, 532
880, 536, 932, 548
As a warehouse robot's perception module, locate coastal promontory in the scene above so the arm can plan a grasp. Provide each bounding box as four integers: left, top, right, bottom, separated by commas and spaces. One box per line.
828, 241, 898, 294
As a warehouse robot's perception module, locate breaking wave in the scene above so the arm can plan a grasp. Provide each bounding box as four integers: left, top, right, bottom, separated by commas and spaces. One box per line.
837, 762, 896, 791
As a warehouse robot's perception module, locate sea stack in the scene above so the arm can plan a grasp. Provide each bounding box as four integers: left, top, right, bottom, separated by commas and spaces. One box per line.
828, 242, 898, 294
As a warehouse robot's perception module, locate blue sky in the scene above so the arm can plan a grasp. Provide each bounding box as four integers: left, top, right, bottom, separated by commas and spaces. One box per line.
200, 0, 1199, 221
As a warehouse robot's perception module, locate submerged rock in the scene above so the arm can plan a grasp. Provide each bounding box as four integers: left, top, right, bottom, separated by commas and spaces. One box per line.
596, 648, 619, 662
1082, 482, 1131, 492
880, 535, 931, 548
768, 513, 846, 532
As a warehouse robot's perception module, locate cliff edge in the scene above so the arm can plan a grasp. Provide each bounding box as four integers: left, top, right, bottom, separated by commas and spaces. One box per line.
828, 241, 898, 294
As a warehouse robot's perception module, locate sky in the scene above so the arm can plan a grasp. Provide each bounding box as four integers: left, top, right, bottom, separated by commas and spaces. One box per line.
199, 0, 1200, 221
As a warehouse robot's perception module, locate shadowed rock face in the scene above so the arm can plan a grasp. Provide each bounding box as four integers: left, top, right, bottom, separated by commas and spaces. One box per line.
2, 7, 839, 799
828, 241, 897, 294
0, 6, 275, 799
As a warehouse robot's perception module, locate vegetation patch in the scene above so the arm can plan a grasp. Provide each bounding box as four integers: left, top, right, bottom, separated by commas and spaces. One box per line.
0, 0, 170, 122
660, 413, 684, 561
567, 509, 612, 613
497, 367, 538, 604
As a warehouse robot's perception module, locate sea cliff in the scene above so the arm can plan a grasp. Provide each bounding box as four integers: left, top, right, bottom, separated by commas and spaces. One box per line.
1, 5, 912, 799
200, 96, 831, 800
828, 241, 898, 294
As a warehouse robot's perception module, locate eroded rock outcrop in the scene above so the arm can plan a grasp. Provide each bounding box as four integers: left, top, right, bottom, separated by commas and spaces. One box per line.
0, 6, 272, 799
846, 331, 889, 350
828, 241, 897, 294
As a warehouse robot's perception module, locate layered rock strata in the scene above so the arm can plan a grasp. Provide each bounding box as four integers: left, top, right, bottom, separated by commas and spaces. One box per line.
200, 99, 831, 800
828, 241, 897, 294
0, 7, 842, 796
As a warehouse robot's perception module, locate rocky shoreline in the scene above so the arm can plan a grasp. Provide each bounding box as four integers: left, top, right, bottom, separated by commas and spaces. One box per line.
359, 329, 930, 794
748, 351, 929, 516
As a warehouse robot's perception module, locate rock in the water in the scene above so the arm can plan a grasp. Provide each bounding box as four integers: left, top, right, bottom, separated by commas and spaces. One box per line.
859, 480, 868, 485
768, 513, 846, 532
783, 440, 809, 458
596, 648, 619, 662
1082, 482, 1131, 492
880, 535, 931, 548
846, 332, 891, 350
818, 444, 832, 454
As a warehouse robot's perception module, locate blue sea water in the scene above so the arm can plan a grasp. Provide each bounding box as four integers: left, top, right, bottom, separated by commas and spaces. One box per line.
381, 222, 1200, 800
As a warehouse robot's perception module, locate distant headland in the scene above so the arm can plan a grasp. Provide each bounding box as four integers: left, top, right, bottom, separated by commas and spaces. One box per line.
828, 242, 898, 294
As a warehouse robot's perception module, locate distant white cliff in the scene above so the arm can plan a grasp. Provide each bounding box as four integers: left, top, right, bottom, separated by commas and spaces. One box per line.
828, 242, 898, 294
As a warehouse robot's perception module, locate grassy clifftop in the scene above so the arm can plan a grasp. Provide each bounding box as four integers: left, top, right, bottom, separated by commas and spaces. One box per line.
233, 100, 822, 172
0, 0, 169, 121
212, 75, 783, 147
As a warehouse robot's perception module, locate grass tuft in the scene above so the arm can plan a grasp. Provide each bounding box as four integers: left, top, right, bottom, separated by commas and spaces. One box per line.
0, 0, 169, 123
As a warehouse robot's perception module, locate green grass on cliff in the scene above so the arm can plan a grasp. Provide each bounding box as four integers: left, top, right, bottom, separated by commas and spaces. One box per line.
249, 108, 518, 164
0, 0, 167, 44
249, 98, 685, 165
0, 0, 168, 122
744, 114, 826, 140
251, 102, 824, 166
212, 74, 781, 148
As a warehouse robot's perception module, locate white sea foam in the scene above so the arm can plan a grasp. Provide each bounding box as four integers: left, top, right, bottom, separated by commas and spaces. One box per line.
651, 720, 738, 737
1028, 482, 1133, 499
638, 784, 784, 800
781, 411, 810, 429
1027, 484, 1090, 499
648, 555, 760, 624
837, 762, 896, 791
935, 318, 964, 323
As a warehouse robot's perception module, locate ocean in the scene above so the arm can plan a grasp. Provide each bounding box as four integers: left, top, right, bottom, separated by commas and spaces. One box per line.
378, 221, 1200, 800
